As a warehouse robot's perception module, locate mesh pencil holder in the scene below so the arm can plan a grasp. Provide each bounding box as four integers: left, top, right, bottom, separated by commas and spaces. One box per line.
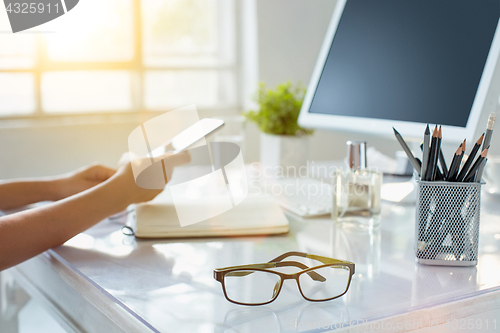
415, 180, 482, 266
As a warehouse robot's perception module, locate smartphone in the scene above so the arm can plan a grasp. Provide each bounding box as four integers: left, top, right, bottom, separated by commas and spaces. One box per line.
150, 118, 224, 158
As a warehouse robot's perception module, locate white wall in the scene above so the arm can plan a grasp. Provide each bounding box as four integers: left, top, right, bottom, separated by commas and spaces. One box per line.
0, 120, 136, 179
251, 0, 402, 164
0, 110, 232, 179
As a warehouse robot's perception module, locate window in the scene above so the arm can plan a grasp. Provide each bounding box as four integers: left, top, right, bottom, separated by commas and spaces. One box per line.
0, 0, 238, 118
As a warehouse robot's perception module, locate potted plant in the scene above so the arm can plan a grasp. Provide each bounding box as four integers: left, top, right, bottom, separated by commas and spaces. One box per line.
243, 81, 313, 173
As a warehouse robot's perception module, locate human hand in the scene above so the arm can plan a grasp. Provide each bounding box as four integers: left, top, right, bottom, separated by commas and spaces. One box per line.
109, 151, 191, 206
55, 164, 117, 200
107, 161, 163, 205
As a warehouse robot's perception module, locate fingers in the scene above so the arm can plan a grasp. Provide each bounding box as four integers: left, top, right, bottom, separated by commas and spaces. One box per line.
88, 164, 117, 182
97, 165, 117, 181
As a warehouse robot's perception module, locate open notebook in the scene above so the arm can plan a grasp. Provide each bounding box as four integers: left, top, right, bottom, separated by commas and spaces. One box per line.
127, 193, 289, 238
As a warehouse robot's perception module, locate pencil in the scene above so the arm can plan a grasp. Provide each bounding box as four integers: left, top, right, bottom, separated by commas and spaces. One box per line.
436, 164, 445, 180
464, 147, 489, 182
421, 124, 431, 179
420, 143, 444, 180
474, 159, 488, 182
447, 143, 463, 182
482, 112, 496, 151
476, 112, 496, 181
393, 127, 421, 176
439, 147, 448, 179
456, 133, 484, 182
432, 126, 442, 180
425, 126, 438, 181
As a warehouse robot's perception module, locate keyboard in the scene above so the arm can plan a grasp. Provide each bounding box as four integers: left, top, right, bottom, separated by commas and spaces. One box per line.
270, 178, 332, 217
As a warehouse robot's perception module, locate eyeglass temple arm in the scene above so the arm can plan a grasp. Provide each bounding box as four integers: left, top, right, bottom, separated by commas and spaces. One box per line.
275, 261, 325, 281
270, 251, 354, 267
214, 261, 326, 282
214, 263, 275, 281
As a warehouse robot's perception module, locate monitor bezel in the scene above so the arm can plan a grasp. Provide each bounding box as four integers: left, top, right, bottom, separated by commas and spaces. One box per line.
298, 0, 500, 142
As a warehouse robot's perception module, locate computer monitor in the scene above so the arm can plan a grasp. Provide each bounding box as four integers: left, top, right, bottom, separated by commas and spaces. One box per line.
298, 0, 500, 142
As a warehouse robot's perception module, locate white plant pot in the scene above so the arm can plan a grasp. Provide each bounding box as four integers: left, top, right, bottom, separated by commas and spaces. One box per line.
260, 133, 309, 175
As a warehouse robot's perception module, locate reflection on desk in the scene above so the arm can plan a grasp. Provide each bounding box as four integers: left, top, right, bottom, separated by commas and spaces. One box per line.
5, 191, 500, 332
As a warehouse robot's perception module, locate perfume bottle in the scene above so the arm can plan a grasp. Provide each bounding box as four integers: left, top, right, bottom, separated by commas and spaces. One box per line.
332, 141, 382, 227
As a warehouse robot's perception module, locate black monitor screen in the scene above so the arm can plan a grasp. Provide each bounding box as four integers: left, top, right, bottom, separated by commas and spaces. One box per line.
308, 0, 500, 127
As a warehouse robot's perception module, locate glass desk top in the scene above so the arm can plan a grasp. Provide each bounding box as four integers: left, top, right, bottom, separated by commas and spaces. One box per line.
48, 191, 500, 333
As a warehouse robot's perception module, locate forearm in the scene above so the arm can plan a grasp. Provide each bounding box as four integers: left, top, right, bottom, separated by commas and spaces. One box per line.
0, 179, 128, 271
0, 178, 63, 211
0, 159, 165, 271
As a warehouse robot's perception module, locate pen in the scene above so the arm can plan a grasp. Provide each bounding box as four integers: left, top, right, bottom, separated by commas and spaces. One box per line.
421, 124, 431, 178
447, 143, 463, 182
425, 126, 438, 181
456, 133, 484, 182
463, 147, 489, 182
393, 127, 421, 176
476, 112, 496, 181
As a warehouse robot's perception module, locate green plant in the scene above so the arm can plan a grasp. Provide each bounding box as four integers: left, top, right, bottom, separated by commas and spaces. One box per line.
243, 81, 314, 136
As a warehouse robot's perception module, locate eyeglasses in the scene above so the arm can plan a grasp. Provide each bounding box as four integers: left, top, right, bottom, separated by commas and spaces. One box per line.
214, 251, 355, 306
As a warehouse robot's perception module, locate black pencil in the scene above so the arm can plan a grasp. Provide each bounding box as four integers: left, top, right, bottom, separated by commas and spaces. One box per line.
421, 125, 431, 178
447, 143, 463, 182
393, 127, 421, 176
425, 126, 438, 181
439, 147, 448, 179
464, 147, 489, 182
420, 143, 444, 180
452, 139, 466, 181
432, 126, 442, 181
436, 165, 445, 181
474, 159, 488, 182
456, 133, 484, 182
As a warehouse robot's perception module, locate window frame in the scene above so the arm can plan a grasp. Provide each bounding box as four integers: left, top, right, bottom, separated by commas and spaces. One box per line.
0, 0, 242, 120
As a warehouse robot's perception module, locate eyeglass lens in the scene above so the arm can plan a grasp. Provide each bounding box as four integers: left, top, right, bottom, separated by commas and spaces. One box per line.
298, 265, 351, 301
224, 270, 281, 305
